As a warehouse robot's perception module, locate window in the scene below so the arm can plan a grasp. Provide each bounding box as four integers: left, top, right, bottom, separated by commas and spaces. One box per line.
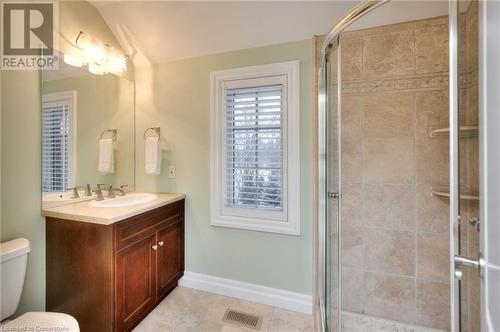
42, 91, 76, 193
210, 61, 300, 235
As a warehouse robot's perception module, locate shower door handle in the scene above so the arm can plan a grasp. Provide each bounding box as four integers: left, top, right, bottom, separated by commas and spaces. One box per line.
327, 192, 340, 200
454, 254, 484, 280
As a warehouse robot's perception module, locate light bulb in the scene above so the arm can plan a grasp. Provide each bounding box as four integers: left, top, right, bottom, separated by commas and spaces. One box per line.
108, 55, 127, 73
83, 40, 105, 64
63, 53, 83, 67
88, 63, 106, 75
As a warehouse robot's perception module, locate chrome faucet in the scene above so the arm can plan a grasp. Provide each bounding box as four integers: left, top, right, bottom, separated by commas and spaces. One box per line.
67, 185, 93, 199
120, 185, 128, 195
67, 187, 80, 199
108, 184, 127, 198
93, 184, 106, 201
85, 184, 92, 196
108, 185, 115, 198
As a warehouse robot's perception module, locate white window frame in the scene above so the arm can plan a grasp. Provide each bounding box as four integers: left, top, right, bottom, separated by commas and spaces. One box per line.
210, 61, 300, 235
42, 90, 77, 193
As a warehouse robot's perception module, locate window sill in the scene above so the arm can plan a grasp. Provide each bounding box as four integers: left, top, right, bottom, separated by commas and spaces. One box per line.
211, 216, 300, 236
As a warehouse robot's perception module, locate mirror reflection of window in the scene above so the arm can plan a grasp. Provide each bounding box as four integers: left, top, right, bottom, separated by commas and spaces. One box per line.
42, 91, 76, 194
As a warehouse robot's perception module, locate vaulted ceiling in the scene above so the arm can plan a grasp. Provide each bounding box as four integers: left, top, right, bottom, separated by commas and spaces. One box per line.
88, 1, 449, 66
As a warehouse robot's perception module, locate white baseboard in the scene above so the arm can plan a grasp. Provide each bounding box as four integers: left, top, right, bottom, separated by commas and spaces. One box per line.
179, 271, 312, 315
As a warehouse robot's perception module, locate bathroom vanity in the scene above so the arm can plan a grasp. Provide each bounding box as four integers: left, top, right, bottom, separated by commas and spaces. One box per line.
44, 194, 185, 332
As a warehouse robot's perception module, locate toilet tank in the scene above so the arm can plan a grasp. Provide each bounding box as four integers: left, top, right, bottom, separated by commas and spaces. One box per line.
0, 238, 31, 321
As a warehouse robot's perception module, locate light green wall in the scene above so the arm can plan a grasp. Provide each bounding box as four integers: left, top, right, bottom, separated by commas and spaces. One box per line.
135, 39, 313, 295
1, 70, 45, 313
43, 74, 135, 189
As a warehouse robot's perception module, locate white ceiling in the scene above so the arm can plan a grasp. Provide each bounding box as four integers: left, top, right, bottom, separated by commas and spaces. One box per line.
88, 1, 449, 66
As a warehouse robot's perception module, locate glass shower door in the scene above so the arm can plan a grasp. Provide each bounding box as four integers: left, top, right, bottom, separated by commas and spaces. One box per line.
324, 39, 341, 332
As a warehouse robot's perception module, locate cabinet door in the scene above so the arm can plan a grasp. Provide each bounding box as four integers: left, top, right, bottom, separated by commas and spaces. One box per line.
157, 220, 184, 297
115, 234, 157, 331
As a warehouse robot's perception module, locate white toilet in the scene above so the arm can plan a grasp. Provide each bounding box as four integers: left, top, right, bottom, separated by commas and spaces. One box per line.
0, 238, 79, 331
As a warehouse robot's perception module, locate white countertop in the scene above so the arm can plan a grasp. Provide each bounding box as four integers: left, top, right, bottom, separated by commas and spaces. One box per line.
42, 193, 185, 225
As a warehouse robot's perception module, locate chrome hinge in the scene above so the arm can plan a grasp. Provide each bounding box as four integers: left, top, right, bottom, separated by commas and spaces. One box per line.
454, 253, 485, 280
469, 217, 480, 232
327, 192, 340, 200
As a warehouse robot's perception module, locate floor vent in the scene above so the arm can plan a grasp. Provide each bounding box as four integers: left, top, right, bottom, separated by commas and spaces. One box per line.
223, 309, 263, 330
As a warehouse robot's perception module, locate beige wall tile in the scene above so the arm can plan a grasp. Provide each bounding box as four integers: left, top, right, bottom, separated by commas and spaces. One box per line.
466, 1, 479, 72
342, 267, 365, 313
363, 30, 415, 78
416, 90, 449, 138
466, 138, 480, 191
342, 183, 363, 228
415, 23, 449, 74
415, 138, 449, 185
466, 83, 479, 125
363, 138, 415, 184
342, 226, 363, 268
459, 88, 468, 126
458, 14, 468, 74
467, 202, 480, 254
416, 280, 451, 330
416, 184, 449, 233
416, 232, 450, 282
468, 267, 481, 332
338, 16, 451, 328
342, 140, 362, 184
363, 228, 415, 276
342, 95, 363, 139
363, 93, 415, 138
364, 272, 416, 324
362, 184, 416, 230
341, 37, 363, 81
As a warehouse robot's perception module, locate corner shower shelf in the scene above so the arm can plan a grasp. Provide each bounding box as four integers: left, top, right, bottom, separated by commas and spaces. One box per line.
431, 185, 479, 201
428, 126, 479, 138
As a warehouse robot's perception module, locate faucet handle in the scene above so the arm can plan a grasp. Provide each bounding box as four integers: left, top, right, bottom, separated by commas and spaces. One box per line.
67, 187, 80, 199
120, 184, 128, 191
108, 185, 115, 198
93, 184, 106, 201
85, 184, 92, 196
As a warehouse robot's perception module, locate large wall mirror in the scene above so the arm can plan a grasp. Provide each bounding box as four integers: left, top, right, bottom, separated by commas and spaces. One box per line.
41, 59, 135, 208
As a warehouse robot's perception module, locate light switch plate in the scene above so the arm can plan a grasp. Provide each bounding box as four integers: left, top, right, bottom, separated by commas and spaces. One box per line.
168, 165, 176, 178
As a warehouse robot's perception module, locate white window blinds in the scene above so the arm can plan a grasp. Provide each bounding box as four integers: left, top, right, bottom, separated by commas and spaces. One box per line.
42, 97, 73, 192
225, 84, 283, 210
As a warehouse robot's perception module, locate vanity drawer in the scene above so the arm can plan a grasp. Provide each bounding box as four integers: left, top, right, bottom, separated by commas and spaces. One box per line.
114, 200, 184, 251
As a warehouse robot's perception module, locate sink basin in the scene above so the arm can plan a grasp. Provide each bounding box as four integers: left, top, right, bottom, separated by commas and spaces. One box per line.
88, 193, 158, 208
43, 190, 94, 208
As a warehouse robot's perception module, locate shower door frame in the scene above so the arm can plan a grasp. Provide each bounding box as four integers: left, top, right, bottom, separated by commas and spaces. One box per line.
448, 1, 460, 330
316, 1, 390, 331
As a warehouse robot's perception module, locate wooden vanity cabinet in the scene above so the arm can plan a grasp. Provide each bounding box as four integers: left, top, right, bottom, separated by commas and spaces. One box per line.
46, 199, 185, 332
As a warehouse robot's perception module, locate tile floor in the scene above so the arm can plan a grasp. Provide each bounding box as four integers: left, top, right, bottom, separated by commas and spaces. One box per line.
134, 287, 449, 332
342, 311, 449, 332
133, 286, 315, 332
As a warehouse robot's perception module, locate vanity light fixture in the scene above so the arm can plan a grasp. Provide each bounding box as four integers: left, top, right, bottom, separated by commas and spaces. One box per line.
63, 31, 128, 75
63, 53, 83, 67
88, 63, 106, 75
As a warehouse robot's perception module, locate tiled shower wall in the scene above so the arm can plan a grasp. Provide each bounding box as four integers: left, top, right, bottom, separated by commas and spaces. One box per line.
339, 17, 451, 330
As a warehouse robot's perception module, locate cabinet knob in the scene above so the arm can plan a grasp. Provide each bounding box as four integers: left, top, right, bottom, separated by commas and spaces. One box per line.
158, 241, 164, 246
152, 244, 158, 250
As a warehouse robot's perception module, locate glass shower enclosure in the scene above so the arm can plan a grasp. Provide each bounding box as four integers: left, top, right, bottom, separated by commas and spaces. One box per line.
317, 2, 389, 331
318, 0, 482, 331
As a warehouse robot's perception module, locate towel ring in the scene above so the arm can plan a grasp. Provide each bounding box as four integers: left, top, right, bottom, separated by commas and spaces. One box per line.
100, 129, 117, 141
144, 127, 160, 140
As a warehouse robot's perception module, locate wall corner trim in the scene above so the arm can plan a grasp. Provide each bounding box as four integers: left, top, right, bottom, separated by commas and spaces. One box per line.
179, 271, 313, 315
